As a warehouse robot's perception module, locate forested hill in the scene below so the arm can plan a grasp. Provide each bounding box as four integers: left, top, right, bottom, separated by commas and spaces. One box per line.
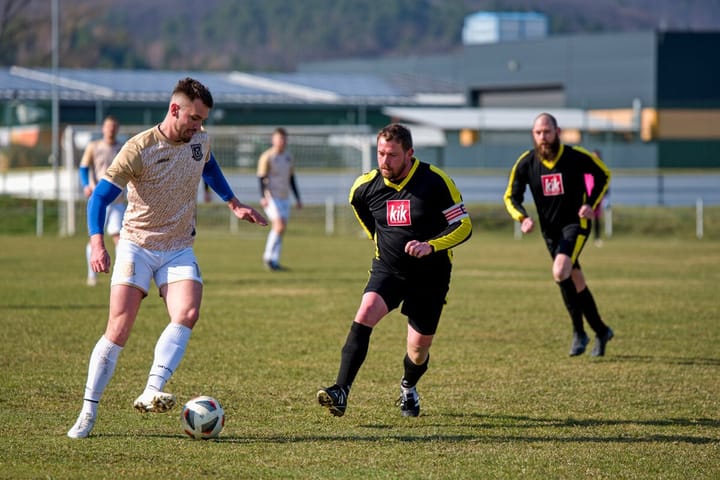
1, 0, 719, 72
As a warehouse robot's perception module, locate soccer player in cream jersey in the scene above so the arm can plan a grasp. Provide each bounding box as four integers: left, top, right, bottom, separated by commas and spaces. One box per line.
257, 127, 302, 271
317, 123, 472, 417
79, 115, 125, 287
67, 78, 267, 439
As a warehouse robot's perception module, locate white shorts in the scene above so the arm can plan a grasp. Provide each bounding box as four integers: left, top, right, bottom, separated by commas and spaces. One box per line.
111, 239, 203, 295
264, 197, 291, 221
106, 203, 126, 236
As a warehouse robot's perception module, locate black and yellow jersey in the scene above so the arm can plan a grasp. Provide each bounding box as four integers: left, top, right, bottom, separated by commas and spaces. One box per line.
504, 144, 610, 232
349, 158, 472, 273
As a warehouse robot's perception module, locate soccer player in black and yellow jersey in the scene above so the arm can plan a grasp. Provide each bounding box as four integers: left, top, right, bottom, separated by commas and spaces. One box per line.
317, 123, 472, 417
504, 113, 614, 357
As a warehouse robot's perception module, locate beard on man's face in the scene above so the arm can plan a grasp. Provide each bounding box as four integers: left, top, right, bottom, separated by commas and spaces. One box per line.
535, 136, 560, 159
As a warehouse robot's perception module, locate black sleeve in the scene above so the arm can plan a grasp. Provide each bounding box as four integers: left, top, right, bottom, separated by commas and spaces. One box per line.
290, 174, 301, 202
350, 188, 376, 238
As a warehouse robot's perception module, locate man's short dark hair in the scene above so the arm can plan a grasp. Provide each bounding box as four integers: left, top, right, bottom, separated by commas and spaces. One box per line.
378, 123, 413, 151
173, 77, 214, 109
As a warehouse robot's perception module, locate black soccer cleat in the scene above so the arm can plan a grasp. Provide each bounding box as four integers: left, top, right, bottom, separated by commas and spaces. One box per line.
397, 386, 420, 417
591, 327, 614, 357
317, 384, 348, 417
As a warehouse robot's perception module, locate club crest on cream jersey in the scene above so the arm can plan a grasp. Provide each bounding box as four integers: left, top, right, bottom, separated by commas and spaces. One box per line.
191, 143, 204, 161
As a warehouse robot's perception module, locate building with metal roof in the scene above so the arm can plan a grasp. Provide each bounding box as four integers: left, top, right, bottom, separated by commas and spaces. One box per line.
301, 30, 720, 169
0, 67, 464, 123
0, 66, 465, 169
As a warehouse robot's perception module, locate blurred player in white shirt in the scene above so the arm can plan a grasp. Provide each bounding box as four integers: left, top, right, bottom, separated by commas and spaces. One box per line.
257, 127, 302, 270
78, 115, 125, 286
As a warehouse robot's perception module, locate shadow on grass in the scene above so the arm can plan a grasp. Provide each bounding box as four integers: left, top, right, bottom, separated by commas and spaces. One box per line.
610, 354, 720, 366
90, 412, 720, 445
210, 432, 719, 445
4, 303, 107, 310
441, 412, 720, 429
93, 428, 720, 445
149, 413, 719, 445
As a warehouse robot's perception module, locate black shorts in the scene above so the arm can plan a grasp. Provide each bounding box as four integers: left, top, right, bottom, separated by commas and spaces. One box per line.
543, 223, 590, 266
363, 258, 451, 336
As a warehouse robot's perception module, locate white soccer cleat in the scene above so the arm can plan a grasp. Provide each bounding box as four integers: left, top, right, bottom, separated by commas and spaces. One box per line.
67, 411, 97, 439
133, 391, 176, 413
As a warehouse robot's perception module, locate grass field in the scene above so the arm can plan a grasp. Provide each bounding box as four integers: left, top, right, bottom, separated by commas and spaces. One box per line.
1, 219, 718, 479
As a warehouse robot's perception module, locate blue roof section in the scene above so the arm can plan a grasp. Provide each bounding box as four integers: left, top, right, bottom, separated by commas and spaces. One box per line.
0, 68, 49, 93
258, 72, 402, 97
464, 11, 547, 21
0, 67, 464, 106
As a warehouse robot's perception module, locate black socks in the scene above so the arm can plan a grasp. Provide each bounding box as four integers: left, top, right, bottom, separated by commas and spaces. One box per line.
336, 322, 373, 388
558, 278, 608, 336
578, 287, 609, 335
558, 277, 585, 334
402, 353, 429, 388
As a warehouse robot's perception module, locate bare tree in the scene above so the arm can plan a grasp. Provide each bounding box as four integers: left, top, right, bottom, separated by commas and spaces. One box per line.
0, 0, 32, 65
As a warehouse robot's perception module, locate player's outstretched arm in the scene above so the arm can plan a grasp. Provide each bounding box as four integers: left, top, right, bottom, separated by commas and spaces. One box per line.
227, 197, 268, 226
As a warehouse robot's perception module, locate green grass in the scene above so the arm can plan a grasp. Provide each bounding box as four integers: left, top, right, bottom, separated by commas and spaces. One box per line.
1, 224, 719, 479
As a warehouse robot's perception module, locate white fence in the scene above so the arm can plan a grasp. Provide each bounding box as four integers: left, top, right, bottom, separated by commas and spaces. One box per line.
1, 124, 718, 238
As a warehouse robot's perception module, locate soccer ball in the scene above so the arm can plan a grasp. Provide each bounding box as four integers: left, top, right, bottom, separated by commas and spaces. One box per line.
180, 395, 225, 440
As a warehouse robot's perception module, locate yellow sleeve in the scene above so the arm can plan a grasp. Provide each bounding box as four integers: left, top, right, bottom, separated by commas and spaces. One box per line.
503, 151, 531, 222
426, 165, 473, 252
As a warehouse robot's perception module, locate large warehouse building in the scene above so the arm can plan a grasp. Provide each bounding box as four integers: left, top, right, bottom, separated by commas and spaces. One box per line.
301, 28, 720, 169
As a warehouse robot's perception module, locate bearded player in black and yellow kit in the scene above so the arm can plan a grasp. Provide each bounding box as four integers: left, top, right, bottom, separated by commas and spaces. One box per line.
317, 123, 472, 417
504, 112, 614, 357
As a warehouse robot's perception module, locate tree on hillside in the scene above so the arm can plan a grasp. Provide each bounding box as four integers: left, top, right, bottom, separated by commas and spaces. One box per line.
0, 0, 33, 65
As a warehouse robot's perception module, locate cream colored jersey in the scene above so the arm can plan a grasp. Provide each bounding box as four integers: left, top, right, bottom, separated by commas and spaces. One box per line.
80, 138, 125, 204
257, 148, 294, 200
103, 125, 211, 251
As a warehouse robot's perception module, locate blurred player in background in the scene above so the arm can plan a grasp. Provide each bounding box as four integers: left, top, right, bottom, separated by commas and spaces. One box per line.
257, 127, 302, 271
504, 113, 614, 357
67, 77, 267, 439
79, 115, 124, 286
317, 123, 472, 418
585, 150, 606, 246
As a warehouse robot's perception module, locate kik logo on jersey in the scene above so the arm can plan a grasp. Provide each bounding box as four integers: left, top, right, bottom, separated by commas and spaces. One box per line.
541, 173, 564, 196
387, 200, 411, 226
